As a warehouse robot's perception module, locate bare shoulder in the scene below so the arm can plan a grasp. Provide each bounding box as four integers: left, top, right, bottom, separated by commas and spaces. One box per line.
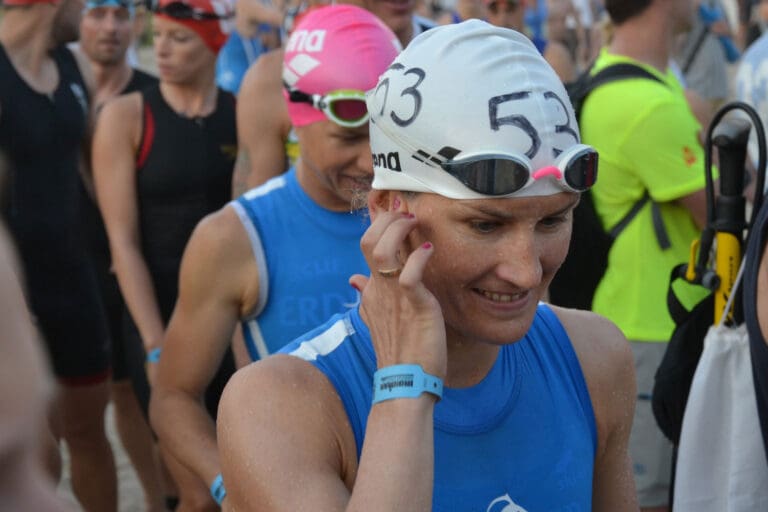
218, 354, 357, 509
95, 92, 142, 140
549, 306, 635, 431
550, 306, 631, 365
240, 49, 285, 100
237, 49, 291, 140
181, 205, 259, 313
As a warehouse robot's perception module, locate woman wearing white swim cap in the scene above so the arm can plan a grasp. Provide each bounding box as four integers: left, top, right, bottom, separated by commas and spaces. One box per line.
218, 20, 639, 512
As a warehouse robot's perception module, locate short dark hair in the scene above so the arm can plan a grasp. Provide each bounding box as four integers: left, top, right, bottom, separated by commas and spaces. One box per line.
604, 0, 653, 25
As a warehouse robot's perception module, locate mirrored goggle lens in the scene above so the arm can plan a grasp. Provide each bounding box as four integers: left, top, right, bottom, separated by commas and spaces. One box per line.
329, 98, 368, 124
563, 148, 598, 191
443, 157, 530, 196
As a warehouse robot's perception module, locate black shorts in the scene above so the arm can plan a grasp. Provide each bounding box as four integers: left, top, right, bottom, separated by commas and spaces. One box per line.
25, 261, 111, 385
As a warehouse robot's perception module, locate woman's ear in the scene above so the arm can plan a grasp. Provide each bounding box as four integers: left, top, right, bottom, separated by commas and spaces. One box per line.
368, 190, 409, 219
367, 189, 392, 216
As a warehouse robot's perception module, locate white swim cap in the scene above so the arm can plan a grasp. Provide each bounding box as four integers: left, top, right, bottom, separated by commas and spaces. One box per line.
367, 20, 588, 199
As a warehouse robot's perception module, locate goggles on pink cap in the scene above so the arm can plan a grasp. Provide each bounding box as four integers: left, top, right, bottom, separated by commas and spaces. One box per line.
282, 4, 401, 128
284, 85, 368, 128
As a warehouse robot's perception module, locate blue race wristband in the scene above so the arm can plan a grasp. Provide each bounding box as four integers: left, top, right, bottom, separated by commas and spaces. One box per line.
372, 364, 443, 404
210, 473, 227, 506
146, 347, 162, 364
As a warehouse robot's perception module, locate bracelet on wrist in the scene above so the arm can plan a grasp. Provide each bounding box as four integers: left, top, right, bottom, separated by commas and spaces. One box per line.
210, 473, 227, 506
372, 364, 443, 404
146, 347, 162, 364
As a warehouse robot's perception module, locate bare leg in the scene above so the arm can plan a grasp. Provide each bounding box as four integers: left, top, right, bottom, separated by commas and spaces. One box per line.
112, 380, 166, 512
56, 379, 117, 512
161, 445, 218, 512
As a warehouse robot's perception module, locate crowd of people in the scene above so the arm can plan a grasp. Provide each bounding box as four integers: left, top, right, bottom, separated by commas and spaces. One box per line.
2, 0, 768, 511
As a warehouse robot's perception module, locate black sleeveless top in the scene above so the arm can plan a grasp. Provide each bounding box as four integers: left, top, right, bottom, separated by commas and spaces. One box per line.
744, 199, 768, 467
0, 44, 91, 273
136, 84, 237, 316
83, 67, 158, 262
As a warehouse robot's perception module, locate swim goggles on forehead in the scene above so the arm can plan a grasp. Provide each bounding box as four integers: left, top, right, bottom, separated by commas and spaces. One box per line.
85, 0, 135, 14
441, 143, 598, 196
154, 1, 232, 20
285, 85, 369, 128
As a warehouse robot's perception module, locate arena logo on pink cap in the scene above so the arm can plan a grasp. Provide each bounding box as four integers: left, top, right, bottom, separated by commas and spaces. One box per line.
282, 4, 401, 128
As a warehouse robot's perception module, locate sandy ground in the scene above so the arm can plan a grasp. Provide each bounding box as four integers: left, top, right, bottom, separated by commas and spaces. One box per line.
58, 403, 147, 512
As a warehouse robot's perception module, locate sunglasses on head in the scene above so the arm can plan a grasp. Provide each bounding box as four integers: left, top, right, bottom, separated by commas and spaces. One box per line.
441, 144, 598, 196
155, 1, 231, 20
285, 84, 369, 128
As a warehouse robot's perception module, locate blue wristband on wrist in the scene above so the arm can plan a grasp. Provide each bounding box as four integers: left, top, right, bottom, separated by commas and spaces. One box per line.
372, 364, 443, 404
210, 473, 227, 506
146, 347, 162, 364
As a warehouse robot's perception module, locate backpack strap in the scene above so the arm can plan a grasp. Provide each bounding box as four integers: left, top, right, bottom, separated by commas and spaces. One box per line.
582, 64, 671, 250
606, 192, 671, 250
582, 62, 664, 98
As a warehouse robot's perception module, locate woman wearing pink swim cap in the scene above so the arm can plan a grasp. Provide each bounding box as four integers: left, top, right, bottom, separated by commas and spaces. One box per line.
92, 0, 239, 510
147, 4, 401, 511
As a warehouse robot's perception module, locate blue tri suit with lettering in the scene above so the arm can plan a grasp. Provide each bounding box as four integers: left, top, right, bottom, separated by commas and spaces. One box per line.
281, 303, 597, 511
232, 168, 369, 361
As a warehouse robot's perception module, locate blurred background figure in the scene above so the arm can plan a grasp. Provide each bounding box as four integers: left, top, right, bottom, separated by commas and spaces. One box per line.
0, 0, 119, 510
578, 0, 712, 509
435, 0, 485, 24
92, 0, 238, 508
674, 0, 736, 125
485, 0, 525, 30
0, 216, 72, 512
735, 0, 768, 180
215, 0, 282, 94
74, 0, 168, 510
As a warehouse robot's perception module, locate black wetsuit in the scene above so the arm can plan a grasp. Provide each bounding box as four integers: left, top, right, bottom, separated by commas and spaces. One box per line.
127, 84, 238, 417
80, 69, 157, 405
0, 44, 110, 384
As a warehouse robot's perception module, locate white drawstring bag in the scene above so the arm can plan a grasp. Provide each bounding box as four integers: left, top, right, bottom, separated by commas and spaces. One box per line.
673, 261, 768, 511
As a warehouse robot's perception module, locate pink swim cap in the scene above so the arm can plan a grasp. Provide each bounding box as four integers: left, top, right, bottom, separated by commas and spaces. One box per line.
282, 4, 401, 128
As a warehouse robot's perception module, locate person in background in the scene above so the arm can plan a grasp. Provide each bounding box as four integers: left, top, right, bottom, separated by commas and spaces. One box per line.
435, 0, 485, 24
0, 218, 72, 512
215, 0, 282, 94
0, 0, 119, 509
92, 0, 238, 508
218, 19, 638, 512
579, 0, 711, 510
233, 0, 432, 194
484, 0, 525, 30
151, 6, 399, 507
75, 1, 168, 510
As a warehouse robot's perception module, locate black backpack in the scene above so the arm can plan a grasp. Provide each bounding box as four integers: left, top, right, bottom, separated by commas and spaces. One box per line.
548, 64, 671, 310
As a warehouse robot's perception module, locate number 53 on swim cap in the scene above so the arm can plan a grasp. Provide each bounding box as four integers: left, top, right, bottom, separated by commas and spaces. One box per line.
367, 20, 595, 200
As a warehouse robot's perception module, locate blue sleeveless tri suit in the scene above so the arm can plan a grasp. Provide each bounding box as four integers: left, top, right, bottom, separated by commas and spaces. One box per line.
231, 168, 369, 361
281, 303, 597, 511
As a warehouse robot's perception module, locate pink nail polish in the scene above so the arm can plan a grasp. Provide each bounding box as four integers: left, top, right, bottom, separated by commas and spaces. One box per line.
422, 242, 432, 249
392, 197, 401, 210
